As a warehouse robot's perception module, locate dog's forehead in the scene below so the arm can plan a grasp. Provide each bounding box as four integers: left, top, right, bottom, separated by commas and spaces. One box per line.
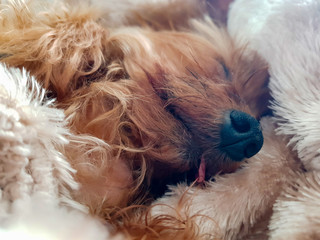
123, 32, 234, 82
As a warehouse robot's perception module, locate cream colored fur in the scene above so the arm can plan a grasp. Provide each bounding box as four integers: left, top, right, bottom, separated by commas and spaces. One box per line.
228, 0, 320, 238
0, 64, 77, 211
0, 64, 120, 239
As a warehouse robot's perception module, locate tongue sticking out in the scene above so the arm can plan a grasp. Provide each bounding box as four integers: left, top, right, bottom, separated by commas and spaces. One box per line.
196, 156, 206, 183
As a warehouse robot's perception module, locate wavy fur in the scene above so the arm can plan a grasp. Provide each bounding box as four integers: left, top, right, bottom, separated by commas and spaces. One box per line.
0, 1, 274, 239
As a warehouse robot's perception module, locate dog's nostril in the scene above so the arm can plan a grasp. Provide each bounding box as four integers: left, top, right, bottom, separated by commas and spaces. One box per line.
244, 143, 258, 158
230, 110, 251, 133
220, 110, 263, 161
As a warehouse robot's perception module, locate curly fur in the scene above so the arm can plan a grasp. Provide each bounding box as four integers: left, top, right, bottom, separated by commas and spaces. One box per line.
0, 0, 275, 239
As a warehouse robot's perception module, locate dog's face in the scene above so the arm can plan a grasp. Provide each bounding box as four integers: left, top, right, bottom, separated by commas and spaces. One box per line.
0, 1, 270, 209
148, 67, 264, 180
77, 28, 268, 200
137, 30, 268, 189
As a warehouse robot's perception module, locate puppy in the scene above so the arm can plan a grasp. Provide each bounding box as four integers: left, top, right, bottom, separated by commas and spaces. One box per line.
0, 0, 269, 223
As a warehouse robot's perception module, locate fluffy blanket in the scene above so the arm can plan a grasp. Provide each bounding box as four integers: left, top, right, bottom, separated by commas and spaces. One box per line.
1, 0, 320, 239
0, 66, 119, 239
229, 0, 320, 238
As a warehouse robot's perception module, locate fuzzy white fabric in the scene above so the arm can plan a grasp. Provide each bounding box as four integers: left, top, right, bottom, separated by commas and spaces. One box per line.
0, 195, 117, 240
269, 171, 320, 239
229, 0, 320, 238
229, 0, 320, 172
0, 64, 77, 212
0, 64, 119, 240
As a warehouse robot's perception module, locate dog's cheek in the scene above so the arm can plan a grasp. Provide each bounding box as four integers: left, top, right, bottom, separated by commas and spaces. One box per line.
233, 53, 271, 119
240, 68, 271, 119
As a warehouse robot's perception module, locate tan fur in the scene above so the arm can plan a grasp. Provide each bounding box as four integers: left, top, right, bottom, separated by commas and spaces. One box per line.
269, 171, 320, 240
0, 0, 274, 238
133, 119, 301, 240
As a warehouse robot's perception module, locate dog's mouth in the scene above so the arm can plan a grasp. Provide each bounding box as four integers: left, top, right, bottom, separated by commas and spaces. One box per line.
196, 156, 206, 183
193, 110, 264, 183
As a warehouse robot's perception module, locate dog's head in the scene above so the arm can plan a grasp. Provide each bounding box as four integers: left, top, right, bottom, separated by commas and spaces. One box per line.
0, 1, 270, 206
147, 66, 265, 182
131, 25, 269, 190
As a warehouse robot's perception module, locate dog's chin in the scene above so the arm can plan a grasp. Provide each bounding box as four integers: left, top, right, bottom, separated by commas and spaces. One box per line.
198, 154, 243, 182
149, 153, 240, 199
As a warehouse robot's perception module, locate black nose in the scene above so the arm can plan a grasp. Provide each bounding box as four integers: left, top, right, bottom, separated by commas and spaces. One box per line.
220, 110, 263, 161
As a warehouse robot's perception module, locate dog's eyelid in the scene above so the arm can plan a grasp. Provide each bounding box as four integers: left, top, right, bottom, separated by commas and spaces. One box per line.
0, 53, 12, 59
185, 67, 199, 80
221, 62, 231, 80
216, 58, 231, 81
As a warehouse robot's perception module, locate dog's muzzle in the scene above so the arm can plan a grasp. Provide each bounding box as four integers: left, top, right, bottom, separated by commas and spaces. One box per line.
220, 110, 263, 161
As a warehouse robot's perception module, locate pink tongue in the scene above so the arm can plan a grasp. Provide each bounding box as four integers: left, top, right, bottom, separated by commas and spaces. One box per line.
196, 157, 206, 183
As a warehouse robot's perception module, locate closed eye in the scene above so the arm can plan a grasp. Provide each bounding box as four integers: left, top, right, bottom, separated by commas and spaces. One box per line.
221, 62, 230, 80
216, 59, 231, 81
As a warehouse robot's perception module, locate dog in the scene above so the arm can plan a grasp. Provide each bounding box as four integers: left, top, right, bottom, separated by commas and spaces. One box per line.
0, 0, 271, 231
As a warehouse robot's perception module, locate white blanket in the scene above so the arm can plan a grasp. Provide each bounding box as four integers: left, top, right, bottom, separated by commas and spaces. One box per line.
229, 0, 320, 238
0, 65, 116, 240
